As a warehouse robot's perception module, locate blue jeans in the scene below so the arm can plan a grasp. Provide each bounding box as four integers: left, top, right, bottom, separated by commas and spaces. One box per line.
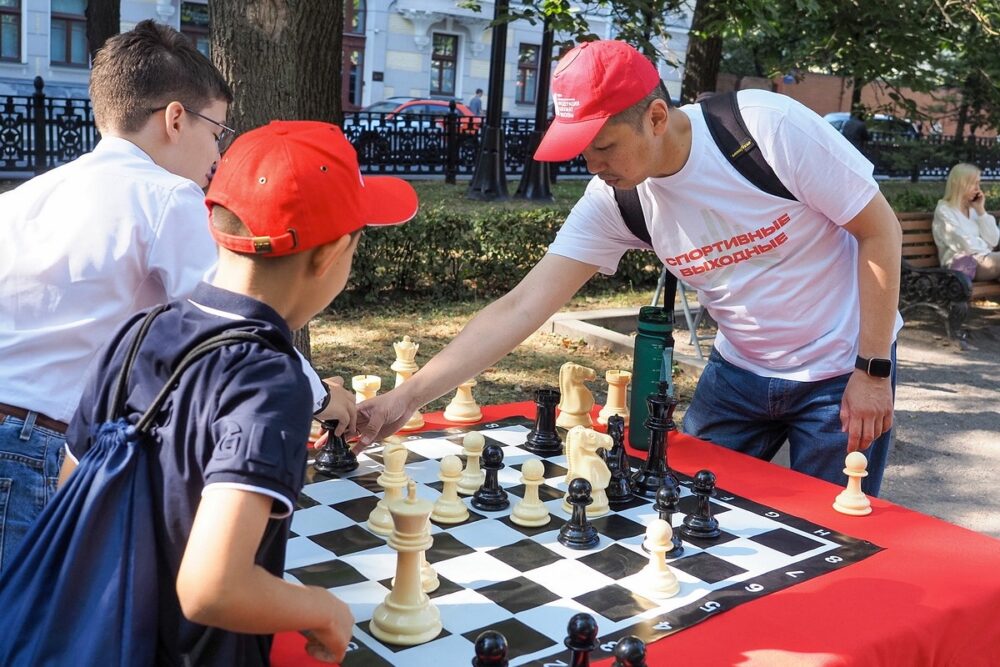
0, 412, 66, 572
682, 348, 896, 497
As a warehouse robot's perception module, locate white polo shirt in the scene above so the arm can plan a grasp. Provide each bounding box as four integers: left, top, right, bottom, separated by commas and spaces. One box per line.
0, 137, 217, 423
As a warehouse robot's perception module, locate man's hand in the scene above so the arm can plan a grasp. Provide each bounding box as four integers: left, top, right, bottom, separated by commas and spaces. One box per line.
314, 376, 357, 437
304, 594, 355, 663
840, 371, 894, 453
355, 389, 419, 451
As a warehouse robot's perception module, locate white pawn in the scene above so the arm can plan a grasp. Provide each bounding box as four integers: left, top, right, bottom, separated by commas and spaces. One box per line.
444, 379, 482, 423
456, 432, 486, 496
511, 459, 551, 527
352, 374, 381, 403
641, 519, 680, 598
597, 370, 631, 426
367, 438, 409, 536
420, 519, 440, 593
833, 451, 872, 516
431, 455, 469, 524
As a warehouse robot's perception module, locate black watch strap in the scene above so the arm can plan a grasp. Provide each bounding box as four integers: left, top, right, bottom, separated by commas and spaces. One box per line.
855, 355, 892, 378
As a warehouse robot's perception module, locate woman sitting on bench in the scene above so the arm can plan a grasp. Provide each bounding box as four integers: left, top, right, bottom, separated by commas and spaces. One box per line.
933, 162, 1000, 282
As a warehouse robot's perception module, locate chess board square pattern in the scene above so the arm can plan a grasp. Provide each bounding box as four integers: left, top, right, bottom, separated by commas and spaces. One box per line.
286, 419, 881, 666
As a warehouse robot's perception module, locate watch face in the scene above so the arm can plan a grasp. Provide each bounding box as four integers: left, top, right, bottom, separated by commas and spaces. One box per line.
869, 358, 892, 377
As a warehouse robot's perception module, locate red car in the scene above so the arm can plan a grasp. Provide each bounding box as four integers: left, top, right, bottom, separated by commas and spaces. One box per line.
360, 97, 482, 133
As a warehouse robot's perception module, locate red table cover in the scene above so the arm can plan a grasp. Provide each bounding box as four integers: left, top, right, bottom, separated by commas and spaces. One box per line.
272, 402, 1000, 667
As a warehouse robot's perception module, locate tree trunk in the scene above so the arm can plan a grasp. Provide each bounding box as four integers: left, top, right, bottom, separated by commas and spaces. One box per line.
681, 0, 724, 104
85, 0, 120, 62
210, 0, 345, 361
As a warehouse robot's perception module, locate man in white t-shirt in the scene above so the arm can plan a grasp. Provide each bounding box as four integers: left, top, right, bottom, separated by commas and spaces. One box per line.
0, 21, 232, 570
357, 40, 902, 496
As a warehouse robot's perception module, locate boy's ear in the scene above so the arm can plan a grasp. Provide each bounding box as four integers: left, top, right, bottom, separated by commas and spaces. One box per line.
309, 233, 354, 276
162, 101, 185, 144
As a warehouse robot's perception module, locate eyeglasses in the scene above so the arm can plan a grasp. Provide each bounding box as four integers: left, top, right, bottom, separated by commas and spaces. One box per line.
150, 105, 236, 152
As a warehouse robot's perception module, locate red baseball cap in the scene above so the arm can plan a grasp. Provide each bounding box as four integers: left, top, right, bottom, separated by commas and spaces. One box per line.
534, 40, 662, 163
206, 120, 418, 256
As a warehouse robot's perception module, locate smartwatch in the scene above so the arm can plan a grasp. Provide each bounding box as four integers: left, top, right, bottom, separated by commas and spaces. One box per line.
855, 355, 892, 378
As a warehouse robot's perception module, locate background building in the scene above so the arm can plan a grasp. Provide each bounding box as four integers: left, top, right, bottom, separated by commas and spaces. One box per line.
1, 1, 691, 114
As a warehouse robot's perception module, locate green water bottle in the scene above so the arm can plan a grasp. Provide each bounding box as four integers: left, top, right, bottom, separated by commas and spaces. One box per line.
628, 305, 674, 451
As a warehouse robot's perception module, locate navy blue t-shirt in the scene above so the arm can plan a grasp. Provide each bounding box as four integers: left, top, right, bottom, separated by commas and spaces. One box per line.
68, 283, 313, 666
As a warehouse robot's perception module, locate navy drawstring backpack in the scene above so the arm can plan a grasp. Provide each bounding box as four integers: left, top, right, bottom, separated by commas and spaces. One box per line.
0, 306, 275, 666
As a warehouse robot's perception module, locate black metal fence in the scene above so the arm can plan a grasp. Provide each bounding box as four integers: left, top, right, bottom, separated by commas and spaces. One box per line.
3, 78, 999, 181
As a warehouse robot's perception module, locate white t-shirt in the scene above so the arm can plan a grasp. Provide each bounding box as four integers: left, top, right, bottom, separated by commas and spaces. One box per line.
549, 89, 903, 381
0, 137, 218, 423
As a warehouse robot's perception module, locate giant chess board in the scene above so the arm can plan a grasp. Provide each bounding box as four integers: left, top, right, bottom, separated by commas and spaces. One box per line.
285, 418, 881, 666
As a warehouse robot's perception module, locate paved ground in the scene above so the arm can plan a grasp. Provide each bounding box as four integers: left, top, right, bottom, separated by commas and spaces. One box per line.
675, 304, 1000, 539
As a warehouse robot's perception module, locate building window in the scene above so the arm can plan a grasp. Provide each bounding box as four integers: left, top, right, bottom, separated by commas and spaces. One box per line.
345, 0, 365, 35
430, 33, 457, 97
0, 0, 20, 62
343, 42, 364, 110
516, 43, 539, 105
180, 2, 210, 58
51, 0, 87, 67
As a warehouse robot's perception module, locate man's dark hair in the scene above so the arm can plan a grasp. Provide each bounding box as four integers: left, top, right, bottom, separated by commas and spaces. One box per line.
475, 88, 483, 95
89, 19, 233, 133
608, 81, 672, 130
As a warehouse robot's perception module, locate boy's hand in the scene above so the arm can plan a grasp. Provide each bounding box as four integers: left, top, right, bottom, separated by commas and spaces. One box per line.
355, 390, 418, 450
314, 376, 357, 436
305, 594, 355, 663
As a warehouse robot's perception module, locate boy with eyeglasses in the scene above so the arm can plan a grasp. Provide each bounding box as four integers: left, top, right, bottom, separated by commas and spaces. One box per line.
0, 20, 233, 569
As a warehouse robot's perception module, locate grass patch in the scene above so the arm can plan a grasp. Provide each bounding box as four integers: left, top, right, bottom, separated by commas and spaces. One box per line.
309, 287, 701, 415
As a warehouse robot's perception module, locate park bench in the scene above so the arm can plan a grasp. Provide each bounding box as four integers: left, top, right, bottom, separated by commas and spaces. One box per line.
898, 210, 1000, 342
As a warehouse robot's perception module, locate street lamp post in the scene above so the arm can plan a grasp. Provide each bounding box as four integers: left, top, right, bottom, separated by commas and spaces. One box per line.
467, 0, 510, 201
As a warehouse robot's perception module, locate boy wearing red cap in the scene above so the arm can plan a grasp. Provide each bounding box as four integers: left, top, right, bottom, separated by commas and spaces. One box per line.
56, 121, 418, 664
359, 40, 901, 497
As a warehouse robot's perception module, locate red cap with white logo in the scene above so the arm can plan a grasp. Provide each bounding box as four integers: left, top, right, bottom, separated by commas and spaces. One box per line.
206, 120, 418, 256
534, 40, 662, 163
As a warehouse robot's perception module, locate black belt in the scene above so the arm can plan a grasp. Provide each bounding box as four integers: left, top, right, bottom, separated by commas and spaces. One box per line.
0, 402, 69, 434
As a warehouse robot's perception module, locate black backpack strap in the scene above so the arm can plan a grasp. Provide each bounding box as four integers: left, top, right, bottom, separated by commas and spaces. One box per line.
612, 187, 677, 311
134, 331, 277, 435
107, 305, 170, 423
701, 91, 797, 202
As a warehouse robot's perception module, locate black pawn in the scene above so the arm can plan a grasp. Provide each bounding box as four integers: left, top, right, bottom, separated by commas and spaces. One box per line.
525, 388, 562, 455
680, 469, 721, 539
558, 478, 599, 550
653, 481, 683, 557
313, 420, 358, 475
612, 636, 647, 667
604, 415, 634, 506
564, 612, 598, 667
472, 629, 508, 666
630, 382, 679, 499
472, 443, 510, 511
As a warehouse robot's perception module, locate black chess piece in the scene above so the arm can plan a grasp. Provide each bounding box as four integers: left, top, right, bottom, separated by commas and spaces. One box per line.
525, 388, 562, 455
612, 636, 647, 667
313, 420, 358, 475
472, 443, 510, 511
472, 629, 509, 666
558, 478, 599, 550
604, 415, 634, 506
630, 382, 679, 498
564, 612, 599, 667
654, 480, 683, 557
680, 469, 721, 539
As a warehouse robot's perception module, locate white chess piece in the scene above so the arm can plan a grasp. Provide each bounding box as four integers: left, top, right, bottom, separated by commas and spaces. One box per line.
556, 362, 597, 429
352, 374, 381, 403
370, 481, 442, 646
392, 336, 424, 431
431, 455, 469, 523
597, 370, 631, 426
367, 438, 409, 536
420, 518, 440, 593
443, 379, 482, 423
456, 432, 486, 496
562, 426, 612, 518
833, 451, 872, 516
511, 458, 550, 527
641, 519, 680, 598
